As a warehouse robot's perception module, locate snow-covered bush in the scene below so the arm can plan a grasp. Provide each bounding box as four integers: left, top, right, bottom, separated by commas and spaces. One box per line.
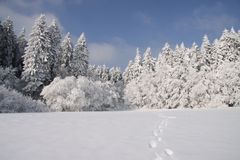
0, 85, 48, 113
41, 76, 121, 111
0, 67, 20, 89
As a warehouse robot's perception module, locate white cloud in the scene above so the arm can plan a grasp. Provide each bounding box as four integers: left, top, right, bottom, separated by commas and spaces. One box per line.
88, 38, 136, 69
0, 4, 64, 36
89, 43, 117, 63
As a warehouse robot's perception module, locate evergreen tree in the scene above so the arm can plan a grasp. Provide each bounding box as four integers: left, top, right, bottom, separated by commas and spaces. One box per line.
123, 60, 134, 83
101, 65, 110, 81
142, 47, 155, 73
71, 32, 89, 77
59, 32, 73, 77
131, 48, 142, 78
48, 19, 62, 79
15, 28, 27, 77
2, 17, 17, 67
110, 67, 122, 83
201, 35, 212, 68
156, 43, 173, 69
216, 29, 240, 63
189, 42, 201, 71
87, 64, 97, 81
0, 20, 4, 66
22, 14, 53, 95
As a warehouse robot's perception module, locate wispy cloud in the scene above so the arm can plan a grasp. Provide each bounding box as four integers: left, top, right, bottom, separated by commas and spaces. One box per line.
89, 37, 136, 69
0, 1, 64, 36
174, 2, 240, 33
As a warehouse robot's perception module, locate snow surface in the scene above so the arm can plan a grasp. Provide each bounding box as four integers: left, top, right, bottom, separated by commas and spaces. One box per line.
0, 108, 240, 160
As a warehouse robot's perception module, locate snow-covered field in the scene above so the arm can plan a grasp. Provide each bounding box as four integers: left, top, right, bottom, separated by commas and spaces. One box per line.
0, 108, 240, 160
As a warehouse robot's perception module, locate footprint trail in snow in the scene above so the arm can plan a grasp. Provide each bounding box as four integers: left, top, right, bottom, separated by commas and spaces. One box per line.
148, 115, 177, 160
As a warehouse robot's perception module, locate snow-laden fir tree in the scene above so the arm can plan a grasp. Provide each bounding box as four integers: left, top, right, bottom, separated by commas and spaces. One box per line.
200, 35, 212, 69
0, 20, 4, 66
101, 65, 110, 81
216, 29, 240, 63
22, 14, 53, 95
189, 42, 202, 71
15, 28, 27, 77
87, 64, 97, 81
59, 32, 73, 77
123, 60, 134, 83
156, 43, 173, 70
131, 48, 142, 78
2, 17, 17, 67
142, 47, 155, 73
109, 67, 122, 83
48, 19, 62, 78
71, 32, 89, 77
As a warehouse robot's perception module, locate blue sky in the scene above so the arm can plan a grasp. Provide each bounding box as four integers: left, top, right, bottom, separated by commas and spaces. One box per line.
0, 0, 240, 69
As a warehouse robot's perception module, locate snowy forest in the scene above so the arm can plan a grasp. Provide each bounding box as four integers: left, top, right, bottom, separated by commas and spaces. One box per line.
0, 14, 240, 113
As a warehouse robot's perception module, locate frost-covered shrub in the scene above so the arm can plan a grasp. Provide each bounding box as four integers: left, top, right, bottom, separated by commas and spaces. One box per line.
41, 76, 121, 111
0, 67, 19, 89
0, 85, 48, 113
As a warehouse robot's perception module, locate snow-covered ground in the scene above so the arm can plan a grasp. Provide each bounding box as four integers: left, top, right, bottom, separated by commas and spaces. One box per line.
0, 108, 240, 160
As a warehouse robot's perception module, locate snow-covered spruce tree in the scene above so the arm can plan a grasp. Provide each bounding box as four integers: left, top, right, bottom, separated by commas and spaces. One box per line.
142, 47, 155, 73
15, 28, 27, 77
22, 14, 53, 96
99, 65, 110, 81
87, 64, 97, 81
1, 17, 17, 67
188, 42, 202, 71
59, 32, 73, 77
123, 60, 134, 83
201, 35, 212, 68
109, 67, 122, 84
71, 33, 89, 77
131, 48, 143, 79
156, 43, 174, 70
48, 19, 62, 79
0, 20, 4, 66
216, 28, 240, 64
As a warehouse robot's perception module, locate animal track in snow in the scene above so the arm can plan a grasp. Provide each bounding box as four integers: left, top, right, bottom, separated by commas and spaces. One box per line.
157, 137, 162, 142
153, 152, 163, 160
164, 149, 174, 156
153, 130, 159, 137
149, 115, 176, 160
149, 140, 158, 148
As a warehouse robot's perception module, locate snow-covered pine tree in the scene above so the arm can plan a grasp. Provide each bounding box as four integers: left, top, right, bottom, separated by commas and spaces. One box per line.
200, 34, 212, 69
2, 17, 17, 67
22, 14, 53, 95
131, 48, 142, 78
110, 67, 122, 83
101, 65, 110, 81
211, 38, 219, 69
71, 32, 89, 77
189, 42, 201, 71
142, 47, 155, 73
0, 20, 4, 66
123, 60, 134, 83
87, 64, 97, 81
216, 29, 240, 64
156, 43, 173, 69
15, 28, 27, 77
48, 19, 62, 79
59, 32, 73, 77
